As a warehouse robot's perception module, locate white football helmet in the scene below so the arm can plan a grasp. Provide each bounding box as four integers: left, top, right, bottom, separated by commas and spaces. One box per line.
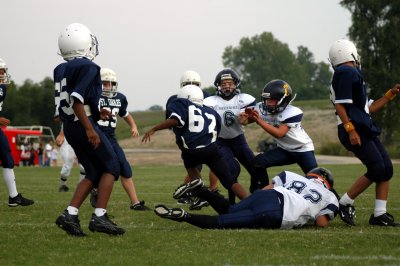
0, 58, 11, 84
58, 23, 99, 61
100, 68, 118, 97
328, 39, 360, 68
180, 70, 201, 88
177, 85, 204, 106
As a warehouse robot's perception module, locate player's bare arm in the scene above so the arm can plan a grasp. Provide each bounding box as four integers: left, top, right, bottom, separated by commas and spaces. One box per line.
0, 117, 10, 126
124, 114, 139, 137
142, 118, 179, 144
255, 117, 289, 138
335, 103, 361, 146
369, 84, 400, 113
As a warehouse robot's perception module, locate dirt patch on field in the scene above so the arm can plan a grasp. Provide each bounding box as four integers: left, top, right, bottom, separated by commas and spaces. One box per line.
119, 126, 366, 165
118, 109, 368, 165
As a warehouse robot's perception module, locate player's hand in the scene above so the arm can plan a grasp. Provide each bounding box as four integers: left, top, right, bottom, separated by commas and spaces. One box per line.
0, 117, 10, 126
86, 128, 101, 149
55, 134, 65, 147
141, 130, 155, 144
245, 107, 259, 122
349, 130, 361, 146
100, 108, 111, 120
131, 127, 139, 138
239, 112, 249, 125
390, 84, 400, 95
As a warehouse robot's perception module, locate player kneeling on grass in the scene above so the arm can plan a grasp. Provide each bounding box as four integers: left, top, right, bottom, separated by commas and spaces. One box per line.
142, 85, 248, 202
155, 168, 339, 229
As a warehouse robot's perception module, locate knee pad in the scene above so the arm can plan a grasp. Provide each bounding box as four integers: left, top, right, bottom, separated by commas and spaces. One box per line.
230, 159, 241, 179
365, 161, 393, 182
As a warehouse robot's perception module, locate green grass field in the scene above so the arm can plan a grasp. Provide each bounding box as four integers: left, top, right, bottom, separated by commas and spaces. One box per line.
1, 164, 400, 265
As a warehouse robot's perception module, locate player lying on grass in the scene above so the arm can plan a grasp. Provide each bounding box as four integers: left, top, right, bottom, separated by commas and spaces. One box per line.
155, 168, 339, 229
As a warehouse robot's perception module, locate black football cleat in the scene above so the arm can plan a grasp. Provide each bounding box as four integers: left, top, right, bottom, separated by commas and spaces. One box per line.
130, 200, 151, 211
189, 197, 209, 210
177, 197, 194, 205
8, 193, 34, 207
338, 204, 356, 226
173, 179, 203, 199
88, 213, 125, 235
59, 185, 69, 192
369, 213, 400, 227
56, 210, 86, 237
154, 204, 187, 221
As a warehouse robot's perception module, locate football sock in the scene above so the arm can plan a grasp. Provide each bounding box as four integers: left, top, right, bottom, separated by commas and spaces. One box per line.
67, 206, 79, 215
197, 188, 230, 214
374, 199, 387, 217
339, 193, 354, 206
2, 168, 18, 198
185, 214, 219, 229
95, 208, 106, 217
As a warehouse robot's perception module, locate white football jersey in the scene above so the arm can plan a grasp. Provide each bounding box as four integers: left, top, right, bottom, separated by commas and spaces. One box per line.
254, 103, 314, 152
272, 171, 338, 229
203, 93, 255, 139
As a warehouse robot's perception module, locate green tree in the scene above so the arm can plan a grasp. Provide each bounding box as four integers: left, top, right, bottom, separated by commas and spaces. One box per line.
3, 78, 58, 134
148, 105, 163, 111
221, 32, 331, 100
340, 0, 400, 144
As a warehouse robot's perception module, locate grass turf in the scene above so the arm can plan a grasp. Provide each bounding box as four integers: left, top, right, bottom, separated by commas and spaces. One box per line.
0, 164, 399, 265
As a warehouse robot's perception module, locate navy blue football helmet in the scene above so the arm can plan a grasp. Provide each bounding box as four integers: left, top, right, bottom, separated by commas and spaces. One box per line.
214, 68, 241, 98
261, 79, 293, 114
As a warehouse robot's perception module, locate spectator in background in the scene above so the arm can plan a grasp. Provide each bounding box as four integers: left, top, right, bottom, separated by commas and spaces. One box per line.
51, 146, 58, 167
44, 141, 53, 167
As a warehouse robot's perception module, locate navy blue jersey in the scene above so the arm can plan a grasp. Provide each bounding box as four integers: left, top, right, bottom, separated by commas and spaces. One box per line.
167, 98, 221, 149
54, 58, 102, 122
0, 84, 6, 112
165, 90, 210, 119
331, 65, 368, 108
330, 65, 380, 135
98, 92, 129, 136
